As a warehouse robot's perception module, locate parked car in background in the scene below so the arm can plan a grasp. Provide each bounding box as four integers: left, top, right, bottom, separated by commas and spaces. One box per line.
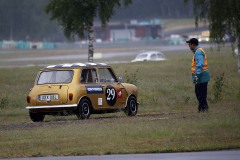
131, 51, 166, 62
26, 63, 138, 122
198, 35, 210, 43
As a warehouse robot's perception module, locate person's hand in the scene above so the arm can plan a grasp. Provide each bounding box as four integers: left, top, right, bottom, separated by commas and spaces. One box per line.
193, 76, 198, 84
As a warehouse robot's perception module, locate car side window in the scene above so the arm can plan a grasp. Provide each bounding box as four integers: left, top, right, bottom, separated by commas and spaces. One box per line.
150, 53, 157, 59
81, 69, 88, 83
87, 70, 93, 83
92, 69, 98, 83
98, 68, 117, 83
81, 69, 97, 83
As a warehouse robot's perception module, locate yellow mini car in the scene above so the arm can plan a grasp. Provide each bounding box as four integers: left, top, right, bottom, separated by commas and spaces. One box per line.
26, 63, 138, 122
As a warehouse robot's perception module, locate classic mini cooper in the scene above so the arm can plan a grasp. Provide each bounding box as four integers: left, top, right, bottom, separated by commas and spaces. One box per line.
26, 63, 138, 122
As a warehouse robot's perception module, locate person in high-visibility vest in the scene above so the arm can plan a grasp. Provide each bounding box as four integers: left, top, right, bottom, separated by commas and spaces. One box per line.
186, 38, 210, 112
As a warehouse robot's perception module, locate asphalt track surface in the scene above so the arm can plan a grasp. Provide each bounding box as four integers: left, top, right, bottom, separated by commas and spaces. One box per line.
0, 44, 196, 68
1, 150, 239, 160
0, 45, 191, 63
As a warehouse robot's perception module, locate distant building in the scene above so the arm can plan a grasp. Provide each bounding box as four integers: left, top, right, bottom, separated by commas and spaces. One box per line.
94, 19, 163, 42
0, 40, 55, 49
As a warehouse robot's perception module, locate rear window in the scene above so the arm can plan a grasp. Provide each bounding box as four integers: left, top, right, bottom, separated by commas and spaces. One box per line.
37, 70, 73, 84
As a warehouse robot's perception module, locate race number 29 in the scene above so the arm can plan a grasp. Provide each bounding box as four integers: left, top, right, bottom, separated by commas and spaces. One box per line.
105, 85, 116, 106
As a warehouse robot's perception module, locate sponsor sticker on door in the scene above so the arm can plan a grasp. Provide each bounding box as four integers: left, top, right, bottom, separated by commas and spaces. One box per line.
86, 86, 103, 94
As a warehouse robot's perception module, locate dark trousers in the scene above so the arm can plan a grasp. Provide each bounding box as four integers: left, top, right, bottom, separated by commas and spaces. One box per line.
195, 82, 208, 111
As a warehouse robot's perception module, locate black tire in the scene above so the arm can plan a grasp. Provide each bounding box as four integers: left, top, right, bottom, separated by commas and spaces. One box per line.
76, 98, 91, 119
125, 96, 138, 116
29, 111, 45, 122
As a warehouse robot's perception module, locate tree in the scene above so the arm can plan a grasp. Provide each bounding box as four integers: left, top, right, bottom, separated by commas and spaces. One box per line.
185, 0, 240, 73
0, 0, 57, 41
45, 0, 132, 62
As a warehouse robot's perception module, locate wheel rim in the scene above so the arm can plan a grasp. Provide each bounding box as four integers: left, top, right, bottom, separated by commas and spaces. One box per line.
130, 99, 137, 113
82, 102, 90, 116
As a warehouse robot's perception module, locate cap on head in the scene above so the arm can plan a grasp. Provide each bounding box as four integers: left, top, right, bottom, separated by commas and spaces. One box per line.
186, 38, 199, 45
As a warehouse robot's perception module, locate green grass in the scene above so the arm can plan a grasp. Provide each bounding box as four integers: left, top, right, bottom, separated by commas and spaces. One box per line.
0, 46, 239, 158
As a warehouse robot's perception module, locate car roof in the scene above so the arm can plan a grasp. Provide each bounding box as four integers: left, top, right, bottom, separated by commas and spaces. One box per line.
43, 62, 109, 70
139, 51, 163, 55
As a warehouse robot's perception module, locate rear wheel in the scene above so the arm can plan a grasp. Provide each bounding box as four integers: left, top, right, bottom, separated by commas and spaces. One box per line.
29, 111, 45, 122
125, 96, 138, 116
76, 98, 91, 119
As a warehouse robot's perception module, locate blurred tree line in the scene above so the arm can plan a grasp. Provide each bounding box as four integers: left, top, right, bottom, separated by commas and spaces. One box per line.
0, 0, 60, 41
113, 0, 193, 20
0, 0, 193, 42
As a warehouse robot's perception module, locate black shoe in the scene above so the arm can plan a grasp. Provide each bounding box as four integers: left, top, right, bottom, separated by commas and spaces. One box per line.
202, 105, 208, 112
198, 106, 201, 113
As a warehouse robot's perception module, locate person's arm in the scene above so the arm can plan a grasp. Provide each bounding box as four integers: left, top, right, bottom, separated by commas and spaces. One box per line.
194, 50, 204, 76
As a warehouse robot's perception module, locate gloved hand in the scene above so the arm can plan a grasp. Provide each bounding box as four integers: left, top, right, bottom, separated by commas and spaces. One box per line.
193, 75, 198, 84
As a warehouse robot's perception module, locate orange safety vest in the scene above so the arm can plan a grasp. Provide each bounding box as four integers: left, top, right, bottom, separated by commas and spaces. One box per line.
191, 48, 208, 74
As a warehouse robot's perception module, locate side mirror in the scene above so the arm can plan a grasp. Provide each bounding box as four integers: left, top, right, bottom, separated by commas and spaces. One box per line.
118, 76, 123, 83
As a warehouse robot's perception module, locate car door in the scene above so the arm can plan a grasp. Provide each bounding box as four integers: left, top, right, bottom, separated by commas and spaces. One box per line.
150, 53, 157, 61
97, 67, 127, 109
81, 68, 104, 108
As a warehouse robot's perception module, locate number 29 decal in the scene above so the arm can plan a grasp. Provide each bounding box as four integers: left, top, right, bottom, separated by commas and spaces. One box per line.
105, 85, 117, 106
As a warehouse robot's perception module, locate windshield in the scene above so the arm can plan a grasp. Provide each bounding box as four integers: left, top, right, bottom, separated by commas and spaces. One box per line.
136, 53, 148, 59
37, 70, 73, 84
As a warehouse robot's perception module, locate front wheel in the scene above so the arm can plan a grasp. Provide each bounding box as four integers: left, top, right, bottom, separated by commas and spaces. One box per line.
125, 96, 138, 116
29, 111, 45, 122
76, 98, 91, 120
